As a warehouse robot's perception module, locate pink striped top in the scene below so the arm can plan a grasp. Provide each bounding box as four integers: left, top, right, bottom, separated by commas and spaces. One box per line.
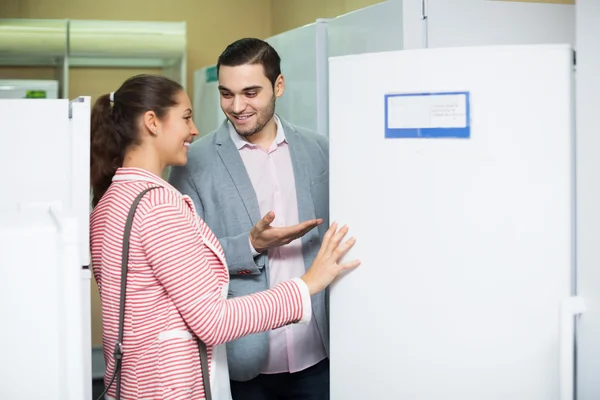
90, 167, 311, 399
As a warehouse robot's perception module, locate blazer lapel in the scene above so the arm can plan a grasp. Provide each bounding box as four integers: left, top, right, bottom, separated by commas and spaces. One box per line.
215, 122, 262, 225
284, 120, 317, 223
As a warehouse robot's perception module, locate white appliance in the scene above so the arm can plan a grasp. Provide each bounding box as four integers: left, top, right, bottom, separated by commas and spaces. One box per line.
0, 79, 60, 99
328, 44, 582, 399
575, 0, 600, 398
328, 1, 406, 58
326, 0, 407, 137
325, 0, 573, 134
193, 65, 224, 137
266, 19, 329, 136
0, 97, 92, 400
422, 0, 575, 48
328, 0, 574, 56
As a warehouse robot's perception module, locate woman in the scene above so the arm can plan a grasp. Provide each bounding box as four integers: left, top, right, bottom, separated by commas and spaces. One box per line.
90, 74, 359, 400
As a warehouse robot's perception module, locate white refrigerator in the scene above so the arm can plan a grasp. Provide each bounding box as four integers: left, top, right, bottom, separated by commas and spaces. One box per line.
192, 64, 224, 137
266, 19, 329, 136
328, 44, 581, 399
327, 0, 405, 58
0, 97, 93, 400
422, 0, 574, 48
575, 0, 600, 399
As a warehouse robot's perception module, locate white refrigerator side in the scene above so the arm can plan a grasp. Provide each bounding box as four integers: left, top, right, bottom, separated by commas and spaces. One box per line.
328, 45, 575, 399
70, 97, 94, 400
327, 0, 405, 59
193, 65, 224, 137
424, 0, 574, 48
314, 20, 328, 137
266, 19, 329, 136
576, 0, 600, 399
70, 96, 91, 267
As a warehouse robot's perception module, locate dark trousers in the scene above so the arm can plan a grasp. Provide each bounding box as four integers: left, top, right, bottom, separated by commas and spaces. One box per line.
230, 358, 330, 400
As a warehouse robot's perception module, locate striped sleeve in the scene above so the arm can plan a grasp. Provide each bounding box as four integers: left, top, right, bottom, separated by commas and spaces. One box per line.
139, 200, 311, 347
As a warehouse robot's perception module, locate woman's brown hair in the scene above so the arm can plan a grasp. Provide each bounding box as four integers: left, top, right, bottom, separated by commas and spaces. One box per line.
90, 74, 183, 207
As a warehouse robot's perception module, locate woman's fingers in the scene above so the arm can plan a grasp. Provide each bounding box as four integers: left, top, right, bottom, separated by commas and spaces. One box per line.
332, 236, 356, 262
326, 225, 349, 254
339, 259, 361, 271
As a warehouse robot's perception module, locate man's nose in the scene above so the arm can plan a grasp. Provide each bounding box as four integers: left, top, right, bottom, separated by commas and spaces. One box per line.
232, 95, 246, 114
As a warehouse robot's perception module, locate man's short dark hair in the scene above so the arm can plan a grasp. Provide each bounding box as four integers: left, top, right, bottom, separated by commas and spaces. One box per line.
217, 38, 281, 87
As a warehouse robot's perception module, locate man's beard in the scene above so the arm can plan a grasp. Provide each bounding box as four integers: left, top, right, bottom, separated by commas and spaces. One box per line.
232, 96, 276, 137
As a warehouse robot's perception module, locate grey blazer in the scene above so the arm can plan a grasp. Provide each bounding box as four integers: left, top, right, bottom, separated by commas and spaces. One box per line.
168, 117, 330, 382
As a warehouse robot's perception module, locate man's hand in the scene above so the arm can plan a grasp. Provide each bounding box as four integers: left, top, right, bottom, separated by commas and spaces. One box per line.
250, 211, 323, 254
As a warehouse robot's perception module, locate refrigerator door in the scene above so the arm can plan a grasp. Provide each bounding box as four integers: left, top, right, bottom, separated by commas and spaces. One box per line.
328, 44, 574, 399
266, 19, 329, 136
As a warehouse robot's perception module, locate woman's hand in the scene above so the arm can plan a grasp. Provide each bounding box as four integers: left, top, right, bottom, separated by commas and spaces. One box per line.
301, 222, 360, 295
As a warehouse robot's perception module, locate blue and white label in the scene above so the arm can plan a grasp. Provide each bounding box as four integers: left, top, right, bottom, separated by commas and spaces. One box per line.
384, 92, 471, 139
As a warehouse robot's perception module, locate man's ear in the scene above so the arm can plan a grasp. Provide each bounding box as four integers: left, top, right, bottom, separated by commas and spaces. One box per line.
274, 74, 285, 98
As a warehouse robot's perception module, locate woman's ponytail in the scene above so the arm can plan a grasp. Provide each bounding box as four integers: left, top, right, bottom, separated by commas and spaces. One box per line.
90, 93, 124, 207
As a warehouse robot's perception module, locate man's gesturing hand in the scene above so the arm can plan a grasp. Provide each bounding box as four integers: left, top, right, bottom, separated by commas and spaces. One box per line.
249, 211, 323, 254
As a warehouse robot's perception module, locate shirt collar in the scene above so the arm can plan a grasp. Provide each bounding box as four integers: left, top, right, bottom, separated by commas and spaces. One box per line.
228, 114, 287, 150
112, 167, 179, 193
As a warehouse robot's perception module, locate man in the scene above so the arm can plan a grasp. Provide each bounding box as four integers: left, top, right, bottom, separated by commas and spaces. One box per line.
169, 38, 331, 399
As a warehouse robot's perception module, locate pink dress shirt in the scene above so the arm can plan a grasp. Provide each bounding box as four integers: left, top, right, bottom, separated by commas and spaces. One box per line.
228, 116, 327, 374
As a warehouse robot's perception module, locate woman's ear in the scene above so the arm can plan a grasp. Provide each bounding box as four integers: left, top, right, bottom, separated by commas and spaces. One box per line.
142, 110, 159, 135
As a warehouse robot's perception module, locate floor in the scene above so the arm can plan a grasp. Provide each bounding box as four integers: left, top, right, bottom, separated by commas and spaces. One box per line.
92, 379, 105, 400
